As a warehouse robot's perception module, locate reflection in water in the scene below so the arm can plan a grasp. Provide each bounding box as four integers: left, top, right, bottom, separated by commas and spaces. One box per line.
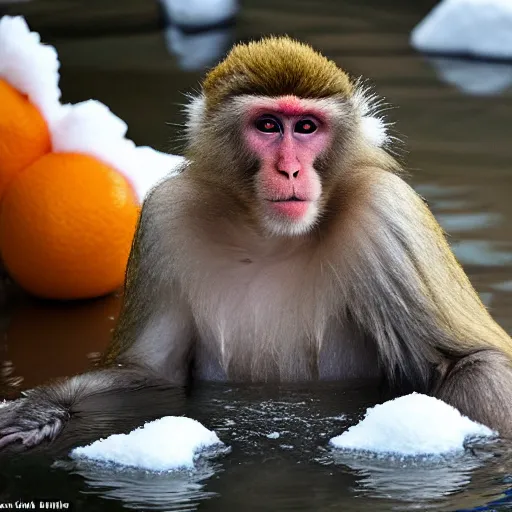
160, 0, 237, 71
159, 0, 237, 28
492, 280, 512, 292
427, 58, 512, 96
164, 27, 234, 72
54, 458, 221, 511
330, 450, 488, 505
435, 212, 500, 233
0, 293, 121, 394
414, 183, 511, 269
452, 240, 512, 267
414, 184, 474, 199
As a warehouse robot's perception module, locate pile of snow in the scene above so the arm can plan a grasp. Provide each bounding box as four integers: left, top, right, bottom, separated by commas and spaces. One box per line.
71, 416, 226, 471
330, 393, 495, 456
0, 400, 9, 408
411, 0, 512, 60
0, 16, 61, 123
51, 100, 186, 200
0, 16, 185, 202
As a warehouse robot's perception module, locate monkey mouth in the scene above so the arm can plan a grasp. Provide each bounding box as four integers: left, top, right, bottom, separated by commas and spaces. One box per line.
269, 196, 306, 202
267, 196, 311, 220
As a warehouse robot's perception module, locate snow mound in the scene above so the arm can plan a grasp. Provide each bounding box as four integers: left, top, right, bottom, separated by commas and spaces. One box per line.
51, 100, 185, 201
71, 416, 226, 471
130, 147, 186, 200
0, 16, 61, 123
330, 393, 495, 456
411, 0, 512, 60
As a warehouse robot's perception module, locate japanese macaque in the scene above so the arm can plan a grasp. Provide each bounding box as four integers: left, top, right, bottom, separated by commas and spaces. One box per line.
1, 36, 512, 449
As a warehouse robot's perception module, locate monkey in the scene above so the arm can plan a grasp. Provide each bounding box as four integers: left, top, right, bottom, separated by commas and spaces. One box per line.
1, 36, 512, 450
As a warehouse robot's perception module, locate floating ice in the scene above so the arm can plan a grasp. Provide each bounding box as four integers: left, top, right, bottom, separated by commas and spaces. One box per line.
71, 416, 225, 471
330, 393, 495, 456
411, 0, 512, 60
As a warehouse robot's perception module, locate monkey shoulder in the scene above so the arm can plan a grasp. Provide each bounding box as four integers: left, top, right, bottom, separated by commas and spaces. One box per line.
357, 170, 438, 232
145, 173, 221, 219
364, 170, 422, 207
140, 176, 196, 236
137, 174, 220, 266
143, 175, 186, 216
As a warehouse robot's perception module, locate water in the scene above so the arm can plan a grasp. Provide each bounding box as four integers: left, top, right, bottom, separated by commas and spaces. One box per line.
1, 0, 512, 510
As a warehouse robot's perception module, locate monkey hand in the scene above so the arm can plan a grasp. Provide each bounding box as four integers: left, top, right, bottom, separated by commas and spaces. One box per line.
0, 392, 68, 450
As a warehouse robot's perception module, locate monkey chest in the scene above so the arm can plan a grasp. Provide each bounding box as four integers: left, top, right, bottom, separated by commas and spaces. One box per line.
188, 261, 380, 382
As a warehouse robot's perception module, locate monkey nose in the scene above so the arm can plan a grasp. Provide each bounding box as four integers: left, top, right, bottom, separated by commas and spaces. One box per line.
277, 169, 300, 179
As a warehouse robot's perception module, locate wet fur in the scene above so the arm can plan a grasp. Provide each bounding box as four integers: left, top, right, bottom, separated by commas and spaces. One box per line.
2, 37, 512, 449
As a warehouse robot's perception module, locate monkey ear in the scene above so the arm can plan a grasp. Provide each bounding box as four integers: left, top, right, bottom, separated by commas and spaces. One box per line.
184, 94, 206, 143
351, 84, 389, 148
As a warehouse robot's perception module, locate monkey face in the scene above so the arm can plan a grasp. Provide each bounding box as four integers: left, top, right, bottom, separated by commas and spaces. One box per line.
241, 95, 335, 237
183, 35, 391, 239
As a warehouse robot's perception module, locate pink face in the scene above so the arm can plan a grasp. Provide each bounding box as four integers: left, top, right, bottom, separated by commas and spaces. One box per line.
243, 96, 331, 235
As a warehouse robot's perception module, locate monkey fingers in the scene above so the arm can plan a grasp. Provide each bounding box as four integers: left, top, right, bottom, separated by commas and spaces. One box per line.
0, 398, 68, 450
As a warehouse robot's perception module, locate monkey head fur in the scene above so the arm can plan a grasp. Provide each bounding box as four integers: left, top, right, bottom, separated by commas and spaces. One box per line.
184, 36, 392, 237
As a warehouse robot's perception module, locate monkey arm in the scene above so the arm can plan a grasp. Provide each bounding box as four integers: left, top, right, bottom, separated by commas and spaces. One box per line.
0, 356, 187, 452
435, 349, 512, 436
0, 182, 195, 450
105, 179, 196, 382
345, 169, 512, 431
0, 367, 168, 450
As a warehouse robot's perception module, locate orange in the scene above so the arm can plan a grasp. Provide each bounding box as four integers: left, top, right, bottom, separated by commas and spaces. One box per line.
0, 79, 51, 200
0, 152, 140, 300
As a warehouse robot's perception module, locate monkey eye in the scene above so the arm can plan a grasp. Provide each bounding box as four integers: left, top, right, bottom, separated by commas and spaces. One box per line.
255, 117, 281, 133
295, 120, 317, 134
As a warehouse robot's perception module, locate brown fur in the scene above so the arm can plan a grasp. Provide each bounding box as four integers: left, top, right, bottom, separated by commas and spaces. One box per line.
1, 37, 512, 450
109, 38, 512, 433
203, 36, 353, 110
